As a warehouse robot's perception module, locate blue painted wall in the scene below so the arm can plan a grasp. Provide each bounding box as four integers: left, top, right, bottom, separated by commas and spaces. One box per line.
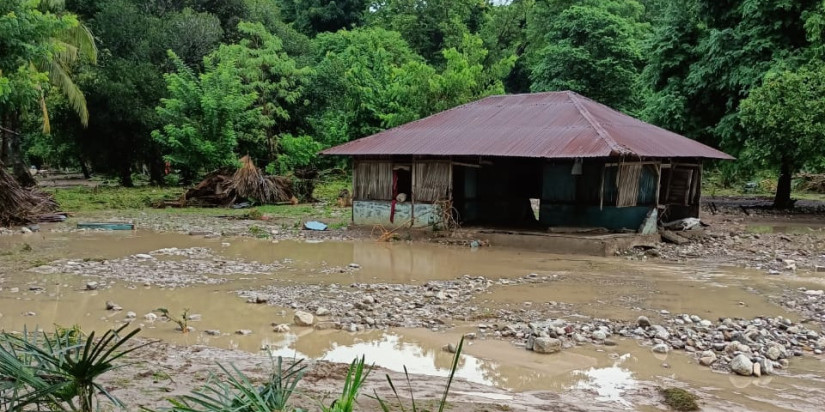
539, 161, 658, 230
353, 200, 443, 228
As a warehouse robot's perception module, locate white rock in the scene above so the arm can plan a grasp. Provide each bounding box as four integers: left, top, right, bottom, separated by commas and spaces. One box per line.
85, 281, 99, 290
730, 354, 754, 376
205, 329, 221, 336
753, 361, 762, 377
533, 337, 562, 354
125, 311, 137, 319
805, 290, 824, 296
235, 329, 253, 335
273, 324, 290, 333
652, 343, 669, 354
135, 254, 153, 259
592, 331, 607, 340
315, 307, 330, 316
293, 310, 315, 326
144, 313, 158, 322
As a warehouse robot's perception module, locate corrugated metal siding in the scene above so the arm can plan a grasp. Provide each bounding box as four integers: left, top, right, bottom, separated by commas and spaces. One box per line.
322, 91, 734, 160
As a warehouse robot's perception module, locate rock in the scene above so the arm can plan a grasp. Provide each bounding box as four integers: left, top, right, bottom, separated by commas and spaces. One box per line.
293, 310, 315, 326
273, 324, 291, 333
144, 313, 158, 321
314, 322, 337, 330
24, 311, 36, 317
752, 362, 762, 377
592, 330, 607, 340
188, 314, 202, 321
652, 343, 669, 354
760, 359, 774, 375
316, 307, 330, 316
533, 337, 562, 354
364, 316, 376, 326
85, 281, 99, 291
805, 290, 824, 296
815, 266, 825, 273
766, 346, 782, 361
348, 263, 361, 269
235, 329, 253, 335
651, 325, 670, 340
363, 295, 375, 304
205, 329, 221, 336
105, 301, 122, 311
445, 343, 457, 353
20, 227, 32, 234
135, 254, 153, 259
699, 320, 713, 328
730, 354, 754, 376
125, 311, 137, 319
637, 316, 651, 327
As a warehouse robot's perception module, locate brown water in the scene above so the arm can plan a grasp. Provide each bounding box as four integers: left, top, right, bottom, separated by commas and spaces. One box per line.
1, 230, 825, 410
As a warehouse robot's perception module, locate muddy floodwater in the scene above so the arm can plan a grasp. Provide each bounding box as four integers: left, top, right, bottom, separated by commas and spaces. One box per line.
2, 230, 825, 410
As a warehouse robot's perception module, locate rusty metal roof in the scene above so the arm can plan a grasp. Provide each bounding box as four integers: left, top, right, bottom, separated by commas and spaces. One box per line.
321, 91, 734, 160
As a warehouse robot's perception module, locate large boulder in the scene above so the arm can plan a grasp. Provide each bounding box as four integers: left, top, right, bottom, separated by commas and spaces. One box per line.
293, 310, 315, 326
730, 354, 754, 376
533, 337, 562, 354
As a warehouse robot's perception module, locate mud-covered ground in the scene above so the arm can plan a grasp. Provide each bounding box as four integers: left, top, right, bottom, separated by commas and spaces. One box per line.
2, 197, 825, 411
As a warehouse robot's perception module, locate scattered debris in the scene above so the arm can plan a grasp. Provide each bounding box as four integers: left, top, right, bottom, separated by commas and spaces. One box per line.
303, 221, 327, 231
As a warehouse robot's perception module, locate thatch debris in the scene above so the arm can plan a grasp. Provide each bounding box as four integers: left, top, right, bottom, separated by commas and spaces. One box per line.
0, 163, 58, 226
157, 156, 298, 208
797, 173, 825, 194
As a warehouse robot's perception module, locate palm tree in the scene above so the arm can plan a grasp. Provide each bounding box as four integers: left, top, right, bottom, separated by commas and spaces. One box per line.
37, 0, 98, 132
4, 0, 97, 186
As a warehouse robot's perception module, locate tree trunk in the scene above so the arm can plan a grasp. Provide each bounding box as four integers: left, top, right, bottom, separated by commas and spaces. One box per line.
6, 113, 36, 187
79, 157, 91, 179
773, 159, 794, 209
119, 164, 133, 187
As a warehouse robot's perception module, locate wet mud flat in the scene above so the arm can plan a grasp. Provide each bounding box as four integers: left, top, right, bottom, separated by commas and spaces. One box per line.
1, 229, 825, 410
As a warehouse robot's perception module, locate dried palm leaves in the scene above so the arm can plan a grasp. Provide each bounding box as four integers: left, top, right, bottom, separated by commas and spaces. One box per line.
0, 163, 58, 225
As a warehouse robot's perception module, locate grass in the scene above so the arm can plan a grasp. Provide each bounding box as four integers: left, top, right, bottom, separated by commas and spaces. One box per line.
660, 387, 700, 411
45, 176, 351, 213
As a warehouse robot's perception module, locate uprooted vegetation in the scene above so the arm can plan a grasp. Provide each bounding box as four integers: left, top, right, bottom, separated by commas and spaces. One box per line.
0, 165, 58, 226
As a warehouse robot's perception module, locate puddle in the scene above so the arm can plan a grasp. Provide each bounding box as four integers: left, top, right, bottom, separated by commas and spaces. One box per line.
2, 231, 825, 410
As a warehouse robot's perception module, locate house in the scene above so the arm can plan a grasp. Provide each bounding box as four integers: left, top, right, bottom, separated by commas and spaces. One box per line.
321, 91, 733, 232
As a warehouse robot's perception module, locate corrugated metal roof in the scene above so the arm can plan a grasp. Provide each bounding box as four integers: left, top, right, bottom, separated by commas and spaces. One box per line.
321, 91, 735, 160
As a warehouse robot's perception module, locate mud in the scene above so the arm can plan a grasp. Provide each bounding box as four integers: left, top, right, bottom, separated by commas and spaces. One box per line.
2, 214, 825, 410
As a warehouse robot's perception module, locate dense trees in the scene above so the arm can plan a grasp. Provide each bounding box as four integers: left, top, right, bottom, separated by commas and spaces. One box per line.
2, 0, 825, 207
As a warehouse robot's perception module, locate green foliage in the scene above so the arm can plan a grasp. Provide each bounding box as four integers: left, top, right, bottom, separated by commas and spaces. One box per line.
528, 1, 648, 112
367, 0, 489, 65
0, 324, 145, 412
322, 356, 371, 412
161, 357, 306, 412
0, 0, 79, 123
739, 64, 825, 206
156, 308, 194, 333
643, 0, 822, 148
310, 27, 511, 146
152, 50, 256, 178
278, 0, 368, 36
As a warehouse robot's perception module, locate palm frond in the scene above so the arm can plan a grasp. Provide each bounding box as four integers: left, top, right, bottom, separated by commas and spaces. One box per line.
47, 60, 89, 126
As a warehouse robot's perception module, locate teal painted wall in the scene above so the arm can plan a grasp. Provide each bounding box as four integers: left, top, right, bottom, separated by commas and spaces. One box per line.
539, 205, 653, 230
352, 201, 443, 228
539, 161, 658, 230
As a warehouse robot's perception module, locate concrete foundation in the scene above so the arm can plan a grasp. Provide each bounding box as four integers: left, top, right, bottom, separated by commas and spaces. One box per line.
472, 230, 659, 257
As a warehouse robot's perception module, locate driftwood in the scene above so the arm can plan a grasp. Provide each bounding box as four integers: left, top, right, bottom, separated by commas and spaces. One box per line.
0, 163, 58, 225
